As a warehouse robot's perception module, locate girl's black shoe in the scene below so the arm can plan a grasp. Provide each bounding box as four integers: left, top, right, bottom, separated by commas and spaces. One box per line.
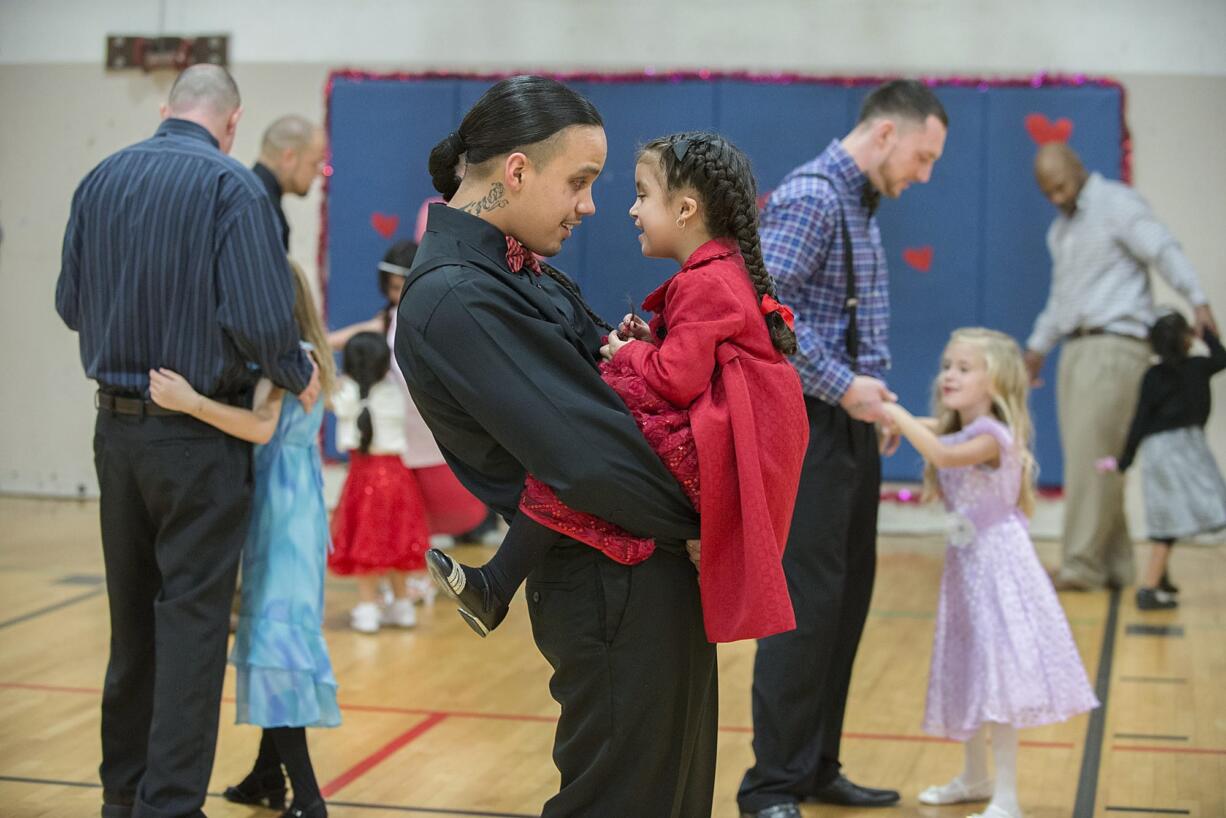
223, 769, 287, 809
426, 548, 508, 637
1136, 587, 1178, 610
1159, 571, 1179, 595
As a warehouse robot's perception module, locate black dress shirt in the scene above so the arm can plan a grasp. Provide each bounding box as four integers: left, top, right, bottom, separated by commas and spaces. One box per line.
394, 205, 698, 540
56, 118, 311, 396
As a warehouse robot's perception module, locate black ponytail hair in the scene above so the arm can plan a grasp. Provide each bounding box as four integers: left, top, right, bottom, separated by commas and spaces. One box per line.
1149, 310, 1192, 364
428, 75, 603, 201
639, 132, 798, 355
342, 331, 391, 454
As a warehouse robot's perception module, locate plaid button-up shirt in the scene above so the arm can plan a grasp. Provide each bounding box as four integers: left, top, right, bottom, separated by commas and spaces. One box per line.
763, 140, 890, 405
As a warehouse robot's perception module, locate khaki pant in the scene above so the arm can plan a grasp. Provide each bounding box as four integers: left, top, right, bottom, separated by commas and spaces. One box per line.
1056, 334, 1151, 587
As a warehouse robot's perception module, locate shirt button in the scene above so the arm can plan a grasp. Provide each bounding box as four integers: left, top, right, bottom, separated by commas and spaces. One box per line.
532, 591, 541, 603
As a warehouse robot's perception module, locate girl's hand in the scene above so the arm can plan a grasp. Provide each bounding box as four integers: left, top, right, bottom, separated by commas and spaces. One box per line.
600, 330, 636, 360
1095, 456, 1119, 474
618, 314, 652, 341
148, 368, 201, 413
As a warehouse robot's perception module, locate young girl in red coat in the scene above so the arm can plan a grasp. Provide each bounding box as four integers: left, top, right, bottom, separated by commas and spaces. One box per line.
428, 131, 809, 643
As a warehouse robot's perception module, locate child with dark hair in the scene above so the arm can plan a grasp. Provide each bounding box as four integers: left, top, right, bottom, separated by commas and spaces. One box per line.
328, 331, 431, 631
428, 131, 809, 643
1098, 311, 1226, 609
328, 240, 489, 603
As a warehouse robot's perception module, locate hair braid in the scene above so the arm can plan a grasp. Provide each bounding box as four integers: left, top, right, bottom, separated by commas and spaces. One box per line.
538, 260, 614, 332
669, 135, 798, 355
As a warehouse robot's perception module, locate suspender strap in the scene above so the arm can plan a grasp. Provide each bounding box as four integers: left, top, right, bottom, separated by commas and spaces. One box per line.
812, 174, 859, 368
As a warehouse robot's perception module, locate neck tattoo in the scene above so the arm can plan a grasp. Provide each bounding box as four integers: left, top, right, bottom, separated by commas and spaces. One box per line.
460, 182, 508, 216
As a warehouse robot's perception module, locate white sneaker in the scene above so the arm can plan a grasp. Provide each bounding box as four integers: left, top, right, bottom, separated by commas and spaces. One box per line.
970, 804, 1022, 818
350, 602, 381, 633
382, 598, 418, 628
406, 575, 438, 606
918, 777, 994, 805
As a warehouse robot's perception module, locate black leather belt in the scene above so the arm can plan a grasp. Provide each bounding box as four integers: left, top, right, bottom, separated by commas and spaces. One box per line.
1067, 327, 1142, 342
96, 391, 180, 416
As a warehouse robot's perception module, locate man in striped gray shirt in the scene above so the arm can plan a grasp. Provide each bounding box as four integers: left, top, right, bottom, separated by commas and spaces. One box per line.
1024, 143, 1216, 591
56, 65, 318, 818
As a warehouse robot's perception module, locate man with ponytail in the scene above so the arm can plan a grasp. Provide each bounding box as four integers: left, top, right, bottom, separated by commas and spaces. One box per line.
738, 79, 948, 817
394, 76, 715, 817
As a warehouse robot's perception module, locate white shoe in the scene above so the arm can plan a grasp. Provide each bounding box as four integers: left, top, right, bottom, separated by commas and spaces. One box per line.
429, 534, 456, 551
350, 602, 381, 633
969, 804, 1022, 818
918, 777, 994, 805
406, 575, 438, 606
382, 598, 418, 628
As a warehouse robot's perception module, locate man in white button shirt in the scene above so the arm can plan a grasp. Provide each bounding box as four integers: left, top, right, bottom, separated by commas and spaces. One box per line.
1024, 143, 1217, 590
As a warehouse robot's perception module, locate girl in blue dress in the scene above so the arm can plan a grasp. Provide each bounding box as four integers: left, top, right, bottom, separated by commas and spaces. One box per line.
149, 261, 339, 818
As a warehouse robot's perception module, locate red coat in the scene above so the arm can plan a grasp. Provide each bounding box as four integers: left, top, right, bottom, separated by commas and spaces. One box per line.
619, 238, 808, 642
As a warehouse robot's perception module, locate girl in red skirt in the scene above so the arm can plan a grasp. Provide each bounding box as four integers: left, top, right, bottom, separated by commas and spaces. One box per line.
329, 331, 431, 632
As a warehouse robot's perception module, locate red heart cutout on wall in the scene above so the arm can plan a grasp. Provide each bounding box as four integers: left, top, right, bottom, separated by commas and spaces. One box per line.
1024, 113, 1073, 145
371, 212, 399, 238
902, 246, 933, 272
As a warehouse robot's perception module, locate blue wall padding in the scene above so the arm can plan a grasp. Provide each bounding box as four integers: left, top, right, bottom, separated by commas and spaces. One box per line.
325, 76, 1123, 483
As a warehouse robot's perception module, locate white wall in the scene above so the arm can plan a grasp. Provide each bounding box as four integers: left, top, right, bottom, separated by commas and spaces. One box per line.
2, 0, 1224, 497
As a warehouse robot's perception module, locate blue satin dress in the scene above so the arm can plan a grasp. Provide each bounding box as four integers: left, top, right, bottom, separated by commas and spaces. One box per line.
229, 394, 341, 728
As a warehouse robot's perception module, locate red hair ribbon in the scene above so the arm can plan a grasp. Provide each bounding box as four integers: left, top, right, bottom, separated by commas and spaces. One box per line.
760, 294, 795, 330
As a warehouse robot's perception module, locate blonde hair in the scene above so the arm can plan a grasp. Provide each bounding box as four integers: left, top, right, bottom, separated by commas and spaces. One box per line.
287, 259, 336, 401
921, 327, 1038, 517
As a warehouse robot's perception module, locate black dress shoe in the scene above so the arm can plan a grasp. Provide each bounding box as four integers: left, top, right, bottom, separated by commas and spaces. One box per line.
223, 769, 287, 809
426, 548, 508, 637
101, 805, 133, 818
280, 800, 327, 818
740, 803, 802, 818
805, 774, 900, 807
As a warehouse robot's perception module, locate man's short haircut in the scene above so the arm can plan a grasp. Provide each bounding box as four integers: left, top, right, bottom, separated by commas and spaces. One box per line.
167, 65, 240, 117
857, 79, 949, 128
261, 115, 319, 155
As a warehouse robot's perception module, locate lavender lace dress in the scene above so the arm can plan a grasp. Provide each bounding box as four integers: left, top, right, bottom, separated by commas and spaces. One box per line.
923, 416, 1098, 740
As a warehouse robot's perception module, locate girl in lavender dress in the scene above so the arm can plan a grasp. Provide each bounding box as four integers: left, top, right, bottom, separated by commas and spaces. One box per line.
882, 328, 1098, 818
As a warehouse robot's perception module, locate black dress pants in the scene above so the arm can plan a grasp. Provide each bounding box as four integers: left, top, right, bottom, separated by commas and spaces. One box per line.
93, 409, 251, 818
738, 397, 881, 811
527, 538, 718, 818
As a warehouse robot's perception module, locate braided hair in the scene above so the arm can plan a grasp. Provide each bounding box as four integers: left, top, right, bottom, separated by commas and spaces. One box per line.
639, 132, 797, 355
341, 331, 390, 454
539, 260, 614, 332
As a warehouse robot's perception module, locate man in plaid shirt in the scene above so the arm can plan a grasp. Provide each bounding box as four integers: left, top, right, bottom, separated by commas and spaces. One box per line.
739, 80, 948, 818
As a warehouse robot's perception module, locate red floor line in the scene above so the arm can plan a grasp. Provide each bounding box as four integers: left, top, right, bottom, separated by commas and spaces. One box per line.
1112, 744, 1226, 756
320, 712, 449, 798
0, 682, 1076, 751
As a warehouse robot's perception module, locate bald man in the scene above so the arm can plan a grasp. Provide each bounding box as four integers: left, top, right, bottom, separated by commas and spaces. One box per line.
57, 65, 318, 818
1025, 143, 1216, 591
252, 115, 326, 249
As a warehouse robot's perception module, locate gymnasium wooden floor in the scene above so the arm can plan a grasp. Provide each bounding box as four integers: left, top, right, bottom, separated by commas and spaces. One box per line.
1, 496, 1222, 817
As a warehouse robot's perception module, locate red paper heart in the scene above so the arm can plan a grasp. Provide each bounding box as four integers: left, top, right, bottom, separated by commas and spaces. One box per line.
370, 212, 399, 239
1024, 113, 1073, 145
902, 246, 933, 273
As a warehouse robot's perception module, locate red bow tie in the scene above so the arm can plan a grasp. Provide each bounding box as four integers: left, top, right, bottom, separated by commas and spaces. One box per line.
505, 236, 542, 275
